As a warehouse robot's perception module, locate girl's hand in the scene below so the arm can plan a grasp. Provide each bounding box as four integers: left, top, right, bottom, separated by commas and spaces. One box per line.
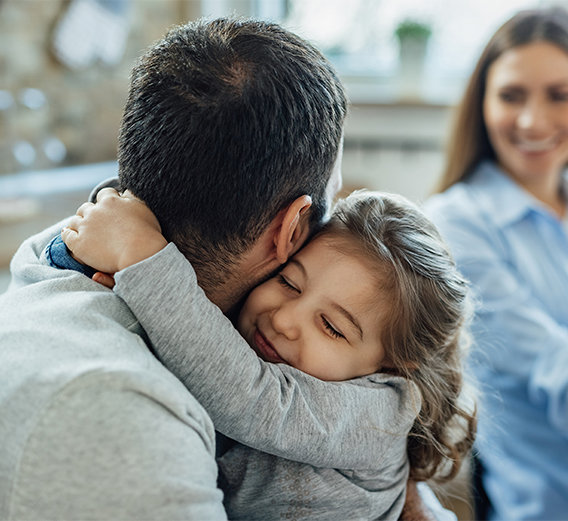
61, 188, 168, 276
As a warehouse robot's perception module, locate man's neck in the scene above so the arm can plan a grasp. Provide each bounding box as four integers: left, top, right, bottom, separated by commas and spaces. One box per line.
190, 225, 284, 315
195, 265, 248, 315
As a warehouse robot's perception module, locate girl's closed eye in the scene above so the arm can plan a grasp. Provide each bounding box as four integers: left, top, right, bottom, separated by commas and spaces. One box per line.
321, 316, 345, 339
278, 274, 299, 293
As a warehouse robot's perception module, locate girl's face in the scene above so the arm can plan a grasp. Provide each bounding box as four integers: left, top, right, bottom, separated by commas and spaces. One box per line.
483, 41, 568, 191
237, 234, 388, 381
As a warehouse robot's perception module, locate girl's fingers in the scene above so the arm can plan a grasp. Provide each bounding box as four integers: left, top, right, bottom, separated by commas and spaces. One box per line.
76, 201, 94, 217
96, 187, 121, 203
60, 226, 78, 250
92, 272, 116, 289
65, 214, 82, 232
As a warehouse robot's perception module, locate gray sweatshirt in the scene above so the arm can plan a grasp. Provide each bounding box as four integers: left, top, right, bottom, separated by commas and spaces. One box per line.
113, 243, 420, 520
0, 223, 226, 520
1, 219, 457, 521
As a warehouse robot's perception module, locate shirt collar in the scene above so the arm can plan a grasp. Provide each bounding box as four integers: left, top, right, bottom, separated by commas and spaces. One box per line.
467, 160, 567, 228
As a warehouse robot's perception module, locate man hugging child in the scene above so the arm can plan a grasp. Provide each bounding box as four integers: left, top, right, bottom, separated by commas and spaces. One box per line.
62, 189, 477, 520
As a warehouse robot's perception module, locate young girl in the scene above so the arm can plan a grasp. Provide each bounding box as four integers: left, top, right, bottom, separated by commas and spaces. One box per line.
63, 189, 476, 520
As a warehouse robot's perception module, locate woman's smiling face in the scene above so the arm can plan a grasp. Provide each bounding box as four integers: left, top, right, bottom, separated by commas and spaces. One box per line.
483, 41, 568, 193
237, 234, 389, 381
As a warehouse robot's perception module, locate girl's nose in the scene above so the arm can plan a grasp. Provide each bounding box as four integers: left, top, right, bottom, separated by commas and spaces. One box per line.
270, 301, 301, 341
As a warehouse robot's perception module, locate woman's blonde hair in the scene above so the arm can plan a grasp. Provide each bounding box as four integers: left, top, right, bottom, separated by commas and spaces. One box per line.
322, 190, 476, 482
436, 6, 568, 193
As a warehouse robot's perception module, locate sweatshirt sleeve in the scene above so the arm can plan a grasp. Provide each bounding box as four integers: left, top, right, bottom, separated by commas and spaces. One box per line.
114, 244, 418, 470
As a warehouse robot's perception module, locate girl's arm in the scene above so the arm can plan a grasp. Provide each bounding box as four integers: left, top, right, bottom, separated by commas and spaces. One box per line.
113, 244, 416, 469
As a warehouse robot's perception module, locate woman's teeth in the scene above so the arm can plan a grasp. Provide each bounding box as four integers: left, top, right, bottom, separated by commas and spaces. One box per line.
516, 137, 557, 151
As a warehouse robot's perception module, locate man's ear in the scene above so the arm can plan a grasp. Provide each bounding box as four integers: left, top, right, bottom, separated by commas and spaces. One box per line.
274, 195, 312, 264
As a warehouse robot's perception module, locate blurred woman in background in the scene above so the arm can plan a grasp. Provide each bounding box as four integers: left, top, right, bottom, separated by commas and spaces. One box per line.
425, 7, 568, 521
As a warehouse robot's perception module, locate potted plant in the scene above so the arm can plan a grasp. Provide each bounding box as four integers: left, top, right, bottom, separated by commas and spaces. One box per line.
395, 19, 432, 100
395, 20, 432, 44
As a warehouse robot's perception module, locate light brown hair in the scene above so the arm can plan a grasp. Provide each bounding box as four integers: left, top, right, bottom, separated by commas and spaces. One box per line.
322, 190, 476, 482
436, 6, 568, 193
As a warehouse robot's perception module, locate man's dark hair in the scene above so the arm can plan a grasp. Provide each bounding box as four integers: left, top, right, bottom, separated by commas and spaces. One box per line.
118, 17, 347, 279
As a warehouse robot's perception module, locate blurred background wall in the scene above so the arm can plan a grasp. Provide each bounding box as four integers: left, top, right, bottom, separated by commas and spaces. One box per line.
0, 0, 200, 173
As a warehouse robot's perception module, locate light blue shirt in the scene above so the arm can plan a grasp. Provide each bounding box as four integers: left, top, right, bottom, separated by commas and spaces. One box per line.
424, 160, 568, 521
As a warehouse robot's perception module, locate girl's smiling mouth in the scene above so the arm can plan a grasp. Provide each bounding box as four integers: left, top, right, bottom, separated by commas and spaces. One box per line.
253, 329, 287, 364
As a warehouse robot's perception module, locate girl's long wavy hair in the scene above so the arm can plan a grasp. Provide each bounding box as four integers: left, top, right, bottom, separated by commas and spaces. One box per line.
322, 190, 477, 482
436, 6, 568, 193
